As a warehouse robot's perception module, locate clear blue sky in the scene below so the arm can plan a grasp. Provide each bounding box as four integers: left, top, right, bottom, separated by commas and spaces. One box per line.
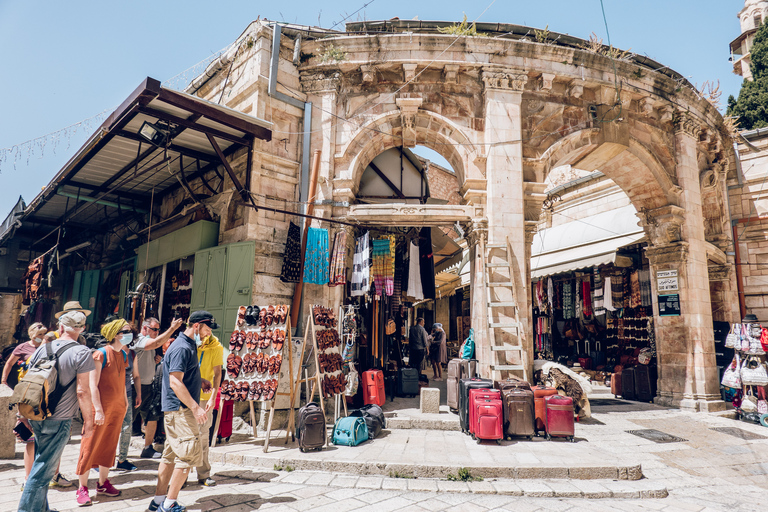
0, 0, 746, 211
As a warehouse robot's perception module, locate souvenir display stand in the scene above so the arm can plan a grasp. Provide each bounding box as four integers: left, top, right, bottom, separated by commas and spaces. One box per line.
224, 305, 296, 453
722, 320, 768, 418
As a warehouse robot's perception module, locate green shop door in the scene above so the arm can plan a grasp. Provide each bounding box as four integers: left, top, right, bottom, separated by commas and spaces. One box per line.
71, 269, 101, 331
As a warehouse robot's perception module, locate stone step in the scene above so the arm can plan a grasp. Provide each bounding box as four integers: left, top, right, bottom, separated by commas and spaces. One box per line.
491, 345, 523, 351
271, 471, 668, 499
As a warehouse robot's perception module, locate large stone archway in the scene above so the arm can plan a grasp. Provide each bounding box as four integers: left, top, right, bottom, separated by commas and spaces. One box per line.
285, 22, 737, 411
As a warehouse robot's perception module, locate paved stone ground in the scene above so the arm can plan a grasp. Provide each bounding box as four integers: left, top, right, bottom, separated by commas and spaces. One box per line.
3, 389, 768, 511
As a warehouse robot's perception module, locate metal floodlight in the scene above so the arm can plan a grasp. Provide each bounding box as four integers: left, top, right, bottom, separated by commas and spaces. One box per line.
138, 121, 168, 147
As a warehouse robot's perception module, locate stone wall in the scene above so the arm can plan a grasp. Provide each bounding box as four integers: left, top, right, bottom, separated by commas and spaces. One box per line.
0, 294, 23, 351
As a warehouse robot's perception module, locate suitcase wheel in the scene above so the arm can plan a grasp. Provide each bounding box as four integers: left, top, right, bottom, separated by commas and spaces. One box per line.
476, 438, 482, 444
300, 447, 305, 453
545, 433, 551, 441
527, 436, 533, 441
496, 439, 501, 445
569, 437, 575, 443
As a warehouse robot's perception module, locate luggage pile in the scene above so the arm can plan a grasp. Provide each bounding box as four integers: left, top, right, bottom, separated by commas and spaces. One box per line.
448, 358, 576, 443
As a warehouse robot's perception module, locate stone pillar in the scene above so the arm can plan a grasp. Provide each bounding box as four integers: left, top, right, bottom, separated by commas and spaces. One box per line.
480, 69, 530, 379
640, 112, 725, 412
467, 221, 489, 375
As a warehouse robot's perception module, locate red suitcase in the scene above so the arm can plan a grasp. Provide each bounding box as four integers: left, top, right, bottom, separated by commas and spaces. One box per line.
544, 395, 575, 442
533, 386, 558, 435
611, 371, 622, 398
362, 369, 386, 407
469, 388, 501, 436
471, 393, 503, 444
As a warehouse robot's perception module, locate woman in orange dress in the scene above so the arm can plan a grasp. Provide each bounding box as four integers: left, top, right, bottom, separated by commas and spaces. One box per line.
74, 318, 130, 506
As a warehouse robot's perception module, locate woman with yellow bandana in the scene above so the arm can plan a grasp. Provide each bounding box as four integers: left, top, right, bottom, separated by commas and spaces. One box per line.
73, 318, 131, 506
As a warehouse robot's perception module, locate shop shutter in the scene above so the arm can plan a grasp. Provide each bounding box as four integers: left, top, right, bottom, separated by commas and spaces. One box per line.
71, 269, 101, 330
118, 270, 131, 319
191, 251, 210, 311
222, 242, 255, 337
203, 247, 227, 341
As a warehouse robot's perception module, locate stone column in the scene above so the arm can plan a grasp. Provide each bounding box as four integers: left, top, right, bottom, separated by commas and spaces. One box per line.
467, 220, 489, 375
640, 112, 725, 412
479, 69, 531, 379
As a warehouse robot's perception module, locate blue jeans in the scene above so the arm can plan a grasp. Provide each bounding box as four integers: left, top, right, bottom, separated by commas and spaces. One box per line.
118, 393, 132, 462
18, 418, 72, 512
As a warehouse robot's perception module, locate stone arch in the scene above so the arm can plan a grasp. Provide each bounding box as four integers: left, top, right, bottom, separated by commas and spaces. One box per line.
334, 109, 478, 196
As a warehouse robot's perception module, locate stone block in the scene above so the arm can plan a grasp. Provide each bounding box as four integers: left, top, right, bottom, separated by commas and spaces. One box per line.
0, 386, 14, 459
420, 388, 440, 414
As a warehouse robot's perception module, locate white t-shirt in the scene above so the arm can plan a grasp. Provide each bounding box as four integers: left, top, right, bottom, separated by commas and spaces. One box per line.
133, 334, 158, 385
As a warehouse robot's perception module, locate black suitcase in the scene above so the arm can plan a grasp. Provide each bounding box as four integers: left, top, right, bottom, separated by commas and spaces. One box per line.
633, 365, 656, 402
297, 402, 326, 452
458, 378, 493, 433
397, 367, 420, 397
621, 367, 637, 401
350, 403, 386, 439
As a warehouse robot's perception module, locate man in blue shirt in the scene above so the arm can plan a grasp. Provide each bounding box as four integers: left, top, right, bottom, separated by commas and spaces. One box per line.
148, 311, 218, 512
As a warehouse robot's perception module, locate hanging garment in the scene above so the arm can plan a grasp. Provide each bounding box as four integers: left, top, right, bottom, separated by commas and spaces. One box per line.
386, 235, 395, 296
419, 227, 436, 300
638, 269, 653, 307
554, 280, 563, 310
328, 230, 348, 287
630, 271, 642, 308
547, 277, 554, 313
622, 272, 631, 309
371, 238, 390, 297
592, 269, 605, 316
582, 278, 592, 317
604, 277, 616, 312
612, 272, 624, 309
351, 232, 371, 296
407, 240, 424, 300
562, 281, 575, 320
280, 222, 302, 283
535, 280, 545, 310
392, 246, 403, 306
303, 227, 329, 285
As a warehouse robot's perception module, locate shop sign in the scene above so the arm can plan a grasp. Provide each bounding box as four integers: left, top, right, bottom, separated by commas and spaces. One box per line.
656, 270, 679, 292
658, 293, 680, 317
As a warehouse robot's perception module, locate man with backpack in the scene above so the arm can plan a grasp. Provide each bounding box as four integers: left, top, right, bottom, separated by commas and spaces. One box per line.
17, 311, 96, 512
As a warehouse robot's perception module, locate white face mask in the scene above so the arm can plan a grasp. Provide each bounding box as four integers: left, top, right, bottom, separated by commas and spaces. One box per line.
33, 338, 43, 344
119, 333, 134, 346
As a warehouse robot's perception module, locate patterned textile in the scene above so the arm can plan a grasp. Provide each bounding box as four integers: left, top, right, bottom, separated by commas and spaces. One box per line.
582, 278, 592, 316
303, 227, 329, 285
351, 232, 371, 296
639, 269, 653, 307
407, 240, 424, 300
622, 271, 631, 309
562, 281, 575, 319
392, 246, 403, 306
612, 272, 624, 309
280, 222, 302, 283
327, 230, 348, 287
386, 235, 395, 296
371, 238, 390, 297
554, 281, 563, 310
629, 271, 642, 308
592, 269, 605, 316
604, 277, 615, 312
547, 278, 554, 313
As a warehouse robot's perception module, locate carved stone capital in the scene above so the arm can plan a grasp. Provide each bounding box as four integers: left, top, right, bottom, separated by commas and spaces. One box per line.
700, 168, 719, 190
482, 68, 528, 91
640, 97, 654, 116
708, 264, 732, 282
524, 182, 548, 222
659, 105, 674, 123
403, 63, 418, 83
644, 241, 690, 266
674, 111, 701, 138
300, 71, 341, 93
360, 65, 375, 83
395, 96, 423, 148
443, 64, 459, 84
540, 73, 556, 91
568, 80, 583, 99
524, 221, 539, 247
466, 220, 489, 247
637, 205, 686, 246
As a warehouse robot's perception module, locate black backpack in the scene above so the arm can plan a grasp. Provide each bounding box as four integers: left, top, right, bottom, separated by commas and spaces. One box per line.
297, 402, 326, 452
350, 403, 386, 439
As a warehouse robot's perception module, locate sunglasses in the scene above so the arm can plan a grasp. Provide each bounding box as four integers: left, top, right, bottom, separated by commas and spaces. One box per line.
119, 329, 132, 334
147, 327, 160, 332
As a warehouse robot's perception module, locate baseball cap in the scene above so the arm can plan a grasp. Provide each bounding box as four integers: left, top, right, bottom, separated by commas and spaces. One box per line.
188, 310, 219, 330
59, 311, 87, 329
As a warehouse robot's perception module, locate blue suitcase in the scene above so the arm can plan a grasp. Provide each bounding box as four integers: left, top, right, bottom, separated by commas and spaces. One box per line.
332, 416, 369, 446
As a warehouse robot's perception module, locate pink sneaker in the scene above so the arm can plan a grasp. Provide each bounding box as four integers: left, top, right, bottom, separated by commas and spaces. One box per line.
76, 486, 91, 507
96, 478, 121, 497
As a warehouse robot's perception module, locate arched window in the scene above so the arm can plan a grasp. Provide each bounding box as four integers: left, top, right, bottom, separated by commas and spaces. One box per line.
755, 12, 762, 29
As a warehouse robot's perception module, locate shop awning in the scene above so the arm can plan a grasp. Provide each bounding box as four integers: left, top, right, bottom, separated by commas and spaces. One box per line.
432, 228, 463, 273
530, 205, 645, 278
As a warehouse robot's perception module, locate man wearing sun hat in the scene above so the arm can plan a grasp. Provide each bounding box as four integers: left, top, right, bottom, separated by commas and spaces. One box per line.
148, 311, 218, 512
54, 301, 92, 344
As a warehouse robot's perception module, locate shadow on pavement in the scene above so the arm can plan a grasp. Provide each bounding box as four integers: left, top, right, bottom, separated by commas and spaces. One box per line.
214, 470, 278, 482
194, 493, 295, 511
0, 462, 23, 472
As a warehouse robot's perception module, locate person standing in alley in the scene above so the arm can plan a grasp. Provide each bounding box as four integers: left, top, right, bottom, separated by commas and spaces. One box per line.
191, 332, 222, 487
17, 311, 95, 512
148, 311, 218, 512
408, 317, 429, 376
429, 323, 446, 381
74, 318, 132, 506
115, 319, 141, 472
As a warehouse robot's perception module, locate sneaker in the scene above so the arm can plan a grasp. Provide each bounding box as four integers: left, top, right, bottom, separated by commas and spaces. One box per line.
50, 473, 73, 487
116, 459, 138, 472
198, 477, 216, 487
20, 481, 24, 492
96, 479, 121, 497
146, 500, 160, 512
141, 445, 162, 459
76, 486, 91, 507
158, 501, 186, 512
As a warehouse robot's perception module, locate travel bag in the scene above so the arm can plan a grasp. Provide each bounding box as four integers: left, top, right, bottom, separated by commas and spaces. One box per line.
350, 403, 386, 439
447, 359, 462, 410
297, 402, 326, 452
396, 367, 420, 397
458, 378, 493, 433
610, 370, 622, 398
633, 364, 655, 402
532, 385, 558, 435
332, 416, 369, 446
469, 388, 502, 436
362, 369, 386, 407
544, 395, 575, 442
473, 395, 504, 444
621, 367, 637, 401
501, 387, 535, 440
494, 378, 531, 392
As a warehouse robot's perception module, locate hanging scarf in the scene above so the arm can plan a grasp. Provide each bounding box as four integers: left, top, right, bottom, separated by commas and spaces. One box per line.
386, 235, 395, 296
592, 269, 605, 316
351, 232, 371, 296
371, 238, 390, 297
407, 240, 424, 300
327, 230, 348, 287
303, 227, 329, 285
604, 277, 615, 312
280, 222, 302, 283
582, 277, 592, 316
612, 272, 624, 309
639, 269, 653, 307
622, 271, 631, 309
629, 271, 642, 308
563, 281, 575, 319
547, 277, 554, 313
535, 280, 545, 310
554, 280, 563, 310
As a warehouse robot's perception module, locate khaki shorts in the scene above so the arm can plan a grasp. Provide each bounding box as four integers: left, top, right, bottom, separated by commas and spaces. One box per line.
161, 408, 203, 469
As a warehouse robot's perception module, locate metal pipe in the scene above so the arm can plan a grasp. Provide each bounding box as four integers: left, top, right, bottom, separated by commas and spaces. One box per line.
55, 190, 149, 213
290, 149, 322, 328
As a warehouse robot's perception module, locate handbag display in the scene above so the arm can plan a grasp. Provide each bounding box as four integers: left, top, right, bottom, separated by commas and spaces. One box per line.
721, 353, 742, 389
741, 357, 768, 387
761, 327, 768, 352
742, 390, 758, 412
741, 324, 751, 353
725, 324, 739, 349
385, 319, 397, 336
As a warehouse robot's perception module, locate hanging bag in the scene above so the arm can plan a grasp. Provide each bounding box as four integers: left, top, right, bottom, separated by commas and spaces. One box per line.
742, 388, 758, 413
460, 328, 475, 360
725, 324, 739, 349
761, 327, 768, 352
758, 386, 768, 415
741, 356, 768, 387
721, 353, 742, 389
741, 324, 751, 353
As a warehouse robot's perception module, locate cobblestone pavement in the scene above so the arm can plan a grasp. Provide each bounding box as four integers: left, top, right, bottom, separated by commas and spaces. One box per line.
3, 392, 768, 511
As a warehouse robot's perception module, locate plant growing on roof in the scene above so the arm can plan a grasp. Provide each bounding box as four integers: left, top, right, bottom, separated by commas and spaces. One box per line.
319, 44, 347, 63
579, 32, 631, 61
437, 14, 483, 37
534, 25, 550, 44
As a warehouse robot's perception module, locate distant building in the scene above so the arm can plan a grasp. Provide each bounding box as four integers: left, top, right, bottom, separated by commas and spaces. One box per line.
730, 0, 768, 80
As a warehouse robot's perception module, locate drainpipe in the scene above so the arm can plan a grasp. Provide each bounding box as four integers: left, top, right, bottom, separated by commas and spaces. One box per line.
729, 140, 752, 320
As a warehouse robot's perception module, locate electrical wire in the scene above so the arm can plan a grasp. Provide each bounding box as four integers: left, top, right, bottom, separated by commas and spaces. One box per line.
329, 0, 377, 30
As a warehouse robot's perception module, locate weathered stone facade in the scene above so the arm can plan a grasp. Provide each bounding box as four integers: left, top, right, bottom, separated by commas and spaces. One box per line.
182, 20, 737, 411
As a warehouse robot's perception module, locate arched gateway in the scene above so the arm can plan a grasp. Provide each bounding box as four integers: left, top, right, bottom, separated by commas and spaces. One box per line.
199, 20, 737, 412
